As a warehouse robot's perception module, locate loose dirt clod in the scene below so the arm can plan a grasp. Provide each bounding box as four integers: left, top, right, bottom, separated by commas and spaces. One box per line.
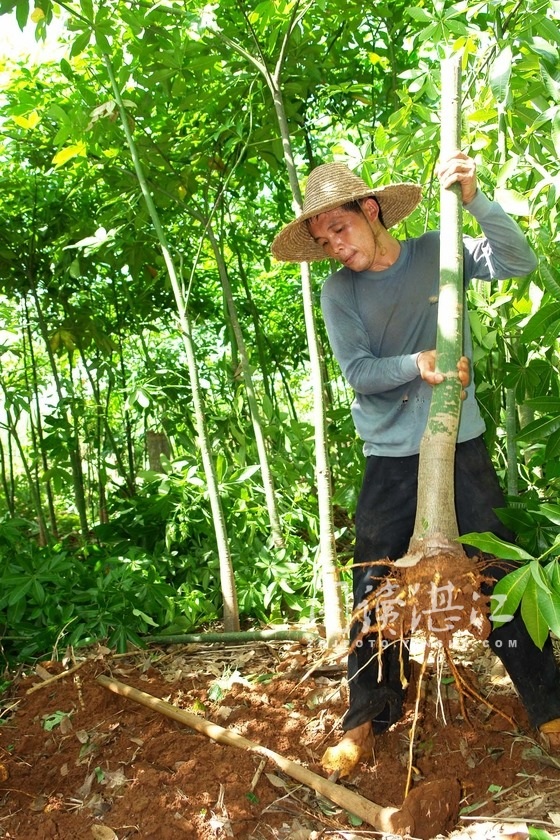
395, 777, 462, 839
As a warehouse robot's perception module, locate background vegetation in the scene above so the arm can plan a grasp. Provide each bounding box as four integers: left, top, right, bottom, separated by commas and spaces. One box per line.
0, 0, 559, 663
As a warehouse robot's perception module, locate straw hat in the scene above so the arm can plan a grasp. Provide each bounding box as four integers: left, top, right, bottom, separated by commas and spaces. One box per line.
271, 162, 422, 262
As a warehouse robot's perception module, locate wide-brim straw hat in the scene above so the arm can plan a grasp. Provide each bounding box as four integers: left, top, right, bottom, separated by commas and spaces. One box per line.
271, 162, 422, 262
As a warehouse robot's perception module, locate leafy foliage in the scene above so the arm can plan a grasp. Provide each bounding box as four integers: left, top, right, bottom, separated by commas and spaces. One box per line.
460, 504, 560, 648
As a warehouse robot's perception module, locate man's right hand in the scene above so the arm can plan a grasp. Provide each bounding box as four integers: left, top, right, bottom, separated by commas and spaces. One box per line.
417, 351, 470, 399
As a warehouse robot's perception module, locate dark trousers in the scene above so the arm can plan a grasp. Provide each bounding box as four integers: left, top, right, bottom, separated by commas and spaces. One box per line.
343, 436, 560, 732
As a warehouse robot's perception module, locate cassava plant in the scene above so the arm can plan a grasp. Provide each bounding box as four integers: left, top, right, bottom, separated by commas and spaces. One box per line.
378, 54, 489, 646
460, 504, 560, 649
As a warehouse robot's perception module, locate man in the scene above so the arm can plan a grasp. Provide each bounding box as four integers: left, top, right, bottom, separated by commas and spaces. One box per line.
271, 151, 560, 773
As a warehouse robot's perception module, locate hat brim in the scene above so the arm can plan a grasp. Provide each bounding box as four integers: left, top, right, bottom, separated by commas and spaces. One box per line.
272, 183, 422, 263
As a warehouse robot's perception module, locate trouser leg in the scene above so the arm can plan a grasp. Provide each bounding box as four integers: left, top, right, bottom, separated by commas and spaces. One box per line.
343, 453, 417, 732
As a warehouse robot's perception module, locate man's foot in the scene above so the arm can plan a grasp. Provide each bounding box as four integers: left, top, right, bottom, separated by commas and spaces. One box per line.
321, 721, 374, 778
539, 718, 560, 752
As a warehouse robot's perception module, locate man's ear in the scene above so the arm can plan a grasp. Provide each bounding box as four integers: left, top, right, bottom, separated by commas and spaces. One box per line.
361, 197, 380, 223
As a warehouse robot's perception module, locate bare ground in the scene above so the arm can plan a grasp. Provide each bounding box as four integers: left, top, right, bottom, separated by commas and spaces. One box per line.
1, 630, 560, 840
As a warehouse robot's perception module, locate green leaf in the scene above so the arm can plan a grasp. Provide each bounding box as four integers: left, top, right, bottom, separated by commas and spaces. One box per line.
42, 710, 71, 732
516, 414, 560, 444
458, 532, 534, 561
521, 303, 560, 343
7, 578, 33, 606
529, 825, 555, 839
490, 564, 532, 627
545, 427, 560, 460
553, 109, 560, 158
520, 576, 549, 649
521, 397, 560, 414
347, 812, 363, 826
535, 584, 560, 638
530, 561, 551, 592
533, 503, 560, 527
489, 46, 512, 104
15, 0, 29, 30
405, 7, 434, 22
493, 187, 529, 216
52, 142, 87, 166
70, 29, 92, 57
132, 608, 158, 627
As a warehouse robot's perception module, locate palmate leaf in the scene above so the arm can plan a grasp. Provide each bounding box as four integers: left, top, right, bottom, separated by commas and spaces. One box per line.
535, 503, 560, 527
458, 532, 534, 561
521, 576, 550, 649
490, 563, 532, 628
535, 585, 560, 638
530, 560, 551, 592
545, 559, 560, 591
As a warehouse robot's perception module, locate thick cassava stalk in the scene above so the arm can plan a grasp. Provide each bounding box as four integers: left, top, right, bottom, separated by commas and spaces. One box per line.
409, 53, 464, 558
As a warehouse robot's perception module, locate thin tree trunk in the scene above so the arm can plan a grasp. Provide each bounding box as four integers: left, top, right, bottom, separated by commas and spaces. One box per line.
0, 388, 48, 543
28, 285, 90, 537
213, 11, 344, 643
206, 224, 284, 547
104, 54, 240, 632
265, 18, 344, 644
22, 302, 59, 537
409, 53, 464, 559
270, 101, 344, 644
505, 385, 518, 496
232, 248, 274, 407
0, 437, 15, 516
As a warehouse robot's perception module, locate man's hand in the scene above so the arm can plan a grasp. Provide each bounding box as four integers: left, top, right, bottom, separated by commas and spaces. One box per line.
436, 150, 477, 205
417, 350, 470, 399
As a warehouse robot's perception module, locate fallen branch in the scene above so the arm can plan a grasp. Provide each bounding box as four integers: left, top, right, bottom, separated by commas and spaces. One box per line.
96, 673, 460, 839
26, 660, 87, 695
144, 629, 320, 645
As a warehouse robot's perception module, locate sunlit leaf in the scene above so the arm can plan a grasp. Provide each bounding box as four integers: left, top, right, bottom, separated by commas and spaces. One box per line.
12, 111, 41, 129
52, 141, 87, 166
489, 46, 512, 104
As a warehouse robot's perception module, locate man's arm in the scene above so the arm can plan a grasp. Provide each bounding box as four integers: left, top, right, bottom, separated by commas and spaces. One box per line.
438, 150, 537, 280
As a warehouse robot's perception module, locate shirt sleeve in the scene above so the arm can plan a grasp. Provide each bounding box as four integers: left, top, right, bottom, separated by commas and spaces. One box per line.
463, 190, 538, 281
321, 292, 420, 394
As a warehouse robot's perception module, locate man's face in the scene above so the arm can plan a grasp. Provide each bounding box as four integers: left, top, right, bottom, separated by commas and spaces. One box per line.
307, 202, 378, 271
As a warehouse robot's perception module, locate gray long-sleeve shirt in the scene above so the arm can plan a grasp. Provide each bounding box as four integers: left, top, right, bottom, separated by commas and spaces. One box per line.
320, 190, 538, 457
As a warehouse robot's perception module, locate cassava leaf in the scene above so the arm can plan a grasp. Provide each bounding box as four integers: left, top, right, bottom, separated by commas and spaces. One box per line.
536, 585, 560, 638
545, 559, 560, 591
490, 563, 532, 628
521, 576, 549, 649
458, 532, 534, 561
489, 46, 512, 104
